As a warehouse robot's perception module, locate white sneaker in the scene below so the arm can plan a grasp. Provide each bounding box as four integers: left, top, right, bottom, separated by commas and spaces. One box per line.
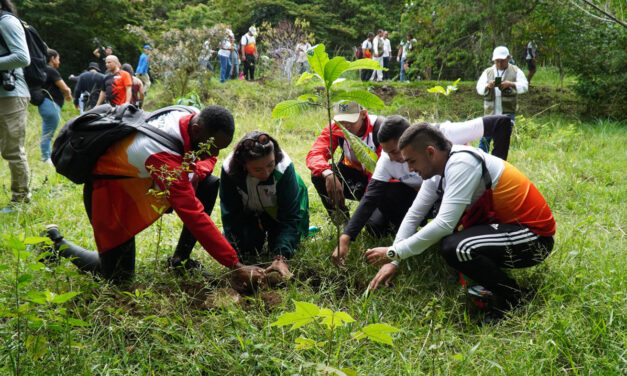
43, 159, 54, 167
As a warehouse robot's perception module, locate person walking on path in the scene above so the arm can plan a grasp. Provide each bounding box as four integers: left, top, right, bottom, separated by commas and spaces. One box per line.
241, 26, 258, 81
135, 44, 151, 93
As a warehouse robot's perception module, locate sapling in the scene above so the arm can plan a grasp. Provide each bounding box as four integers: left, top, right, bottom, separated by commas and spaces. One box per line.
271, 44, 385, 264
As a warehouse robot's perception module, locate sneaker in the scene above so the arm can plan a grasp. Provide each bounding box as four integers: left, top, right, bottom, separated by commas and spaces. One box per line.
166, 256, 213, 278
0, 198, 30, 214
38, 224, 64, 263
43, 159, 54, 167
43, 224, 64, 243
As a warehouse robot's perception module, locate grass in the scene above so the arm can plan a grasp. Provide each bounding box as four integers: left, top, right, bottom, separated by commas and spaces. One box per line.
0, 72, 625, 375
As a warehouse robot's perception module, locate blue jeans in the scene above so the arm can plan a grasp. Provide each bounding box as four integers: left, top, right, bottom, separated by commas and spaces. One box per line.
400, 57, 407, 82
38, 97, 60, 161
479, 113, 515, 153
219, 55, 232, 83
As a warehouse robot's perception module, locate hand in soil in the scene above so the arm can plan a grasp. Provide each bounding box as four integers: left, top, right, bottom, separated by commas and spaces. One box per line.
232, 263, 266, 290
368, 263, 398, 291
332, 234, 351, 268
264, 259, 292, 279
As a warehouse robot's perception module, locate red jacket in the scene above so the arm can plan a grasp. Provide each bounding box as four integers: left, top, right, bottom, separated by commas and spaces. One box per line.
306, 115, 381, 177
90, 113, 239, 267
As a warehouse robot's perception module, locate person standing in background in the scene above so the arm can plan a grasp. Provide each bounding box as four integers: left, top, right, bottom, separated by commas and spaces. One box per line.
382, 31, 391, 80
241, 26, 258, 81
0, 0, 31, 213
135, 44, 151, 94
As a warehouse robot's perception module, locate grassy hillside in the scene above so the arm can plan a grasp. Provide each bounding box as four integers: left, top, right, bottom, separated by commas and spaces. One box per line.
0, 74, 625, 375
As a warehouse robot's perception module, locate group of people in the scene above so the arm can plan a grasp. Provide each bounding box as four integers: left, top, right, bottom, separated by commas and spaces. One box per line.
2, 0, 553, 321
360, 30, 417, 82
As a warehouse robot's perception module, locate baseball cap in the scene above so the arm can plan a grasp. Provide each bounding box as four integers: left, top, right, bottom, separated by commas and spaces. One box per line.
143, 44, 152, 50
492, 46, 510, 61
87, 62, 101, 72
249, 26, 257, 36
333, 101, 363, 123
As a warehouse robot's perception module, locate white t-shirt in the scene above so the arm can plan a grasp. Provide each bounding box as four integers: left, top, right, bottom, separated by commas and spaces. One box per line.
371, 117, 485, 189
218, 38, 232, 57
393, 145, 505, 259
241, 34, 255, 50
400, 40, 413, 59
362, 39, 373, 52
296, 42, 311, 63
383, 38, 392, 58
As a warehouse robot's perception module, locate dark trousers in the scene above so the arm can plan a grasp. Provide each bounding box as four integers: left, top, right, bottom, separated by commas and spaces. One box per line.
479, 114, 515, 157
243, 54, 256, 80
481, 115, 514, 160
440, 223, 554, 306
224, 212, 283, 265
360, 69, 373, 81
311, 163, 369, 216
374, 183, 417, 235
57, 175, 220, 283
382, 57, 390, 80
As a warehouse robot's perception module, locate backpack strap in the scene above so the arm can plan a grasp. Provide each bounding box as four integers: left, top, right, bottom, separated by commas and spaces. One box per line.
137, 124, 184, 154
437, 149, 491, 196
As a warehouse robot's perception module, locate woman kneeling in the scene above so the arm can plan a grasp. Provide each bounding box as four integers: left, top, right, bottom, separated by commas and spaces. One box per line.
220, 131, 309, 278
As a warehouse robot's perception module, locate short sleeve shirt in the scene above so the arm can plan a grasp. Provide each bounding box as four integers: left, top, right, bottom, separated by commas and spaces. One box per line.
101, 69, 132, 105
43, 66, 64, 107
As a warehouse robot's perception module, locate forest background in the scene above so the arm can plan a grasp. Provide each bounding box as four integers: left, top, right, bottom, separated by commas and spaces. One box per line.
14, 0, 625, 118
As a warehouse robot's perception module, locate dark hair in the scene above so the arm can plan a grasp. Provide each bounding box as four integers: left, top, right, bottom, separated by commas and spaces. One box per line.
377, 29, 383, 34
196, 105, 235, 137
229, 131, 283, 178
367, 32, 374, 38
0, 0, 17, 14
121, 63, 134, 76
46, 48, 58, 63
378, 115, 411, 143
398, 122, 452, 152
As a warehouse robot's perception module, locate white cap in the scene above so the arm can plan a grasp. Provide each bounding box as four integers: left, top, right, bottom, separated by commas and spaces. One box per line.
333, 101, 363, 123
492, 46, 510, 61
249, 26, 257, 35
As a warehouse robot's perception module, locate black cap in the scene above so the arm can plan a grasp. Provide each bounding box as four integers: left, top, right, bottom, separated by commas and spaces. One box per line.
87, 62, 101, 72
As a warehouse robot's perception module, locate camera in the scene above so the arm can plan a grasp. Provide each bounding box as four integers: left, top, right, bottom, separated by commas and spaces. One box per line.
1, 70, 15, 91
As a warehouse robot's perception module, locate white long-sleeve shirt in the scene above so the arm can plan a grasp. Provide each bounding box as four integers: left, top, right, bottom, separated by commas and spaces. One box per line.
476, 65, 528, 115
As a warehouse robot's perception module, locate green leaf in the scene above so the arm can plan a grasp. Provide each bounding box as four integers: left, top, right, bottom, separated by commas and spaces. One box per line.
270, 301, 320, 330
352, 323, 400, 346
24, 236, 52, 245
25, 291, 47, 305
5, 236, 25, 251
452, 354, 465, 360
318, 308, 355, 329
51, 291, 82, 304
25, 335, 48, 361
331, 89, 384, 110
346, 59, 384, 72
271, 100, 312, 119
316, 364, 350, 376
336, 123, 378, 173
294, 336, 317, 350
296, 71, 316, 86
307, 44, 329, 80
17, 273, 33, 284
67, 317, 89, 327
27, 262, 45, 272
297, 94, 319, 103
427, 86, 447, 95
341, 368, 358, 376
324, 57, 350, 88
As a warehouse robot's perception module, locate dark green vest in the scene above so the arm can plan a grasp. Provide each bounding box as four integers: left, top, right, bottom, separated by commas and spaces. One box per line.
483, 64, 519, 115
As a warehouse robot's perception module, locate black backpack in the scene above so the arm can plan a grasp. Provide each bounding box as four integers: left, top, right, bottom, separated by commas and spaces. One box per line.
0, 11, 48, 102
51, 104, 197, 184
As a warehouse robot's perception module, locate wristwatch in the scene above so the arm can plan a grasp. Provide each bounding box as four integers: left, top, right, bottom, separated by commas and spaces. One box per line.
386, 246, 399, 261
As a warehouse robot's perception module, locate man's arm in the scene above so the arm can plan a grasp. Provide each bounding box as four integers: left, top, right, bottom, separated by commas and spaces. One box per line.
343, 179, 389, 240
514, 66, 528, 94
476, 69, 490, 95
147, 152, 239, 267
305, 123, 342, 177
95, 90, 106, 106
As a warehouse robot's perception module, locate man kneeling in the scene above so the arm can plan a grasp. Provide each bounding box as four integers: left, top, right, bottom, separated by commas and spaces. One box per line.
45, 105, 265, 285
365, 123, 555, 317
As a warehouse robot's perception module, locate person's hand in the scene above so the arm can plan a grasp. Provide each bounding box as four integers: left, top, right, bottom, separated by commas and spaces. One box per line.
325, 173, 345, 208
64, 94, 72, 103
487, 80, 495, 89
396, 56, 400, 63
365, 246, 391, 266
232, 262, 266, 289
332, 234, 351, 268
368, 263, 398, 291
241, 55, 246, 62
265, 256, 293, 278
500, 81, 515, 89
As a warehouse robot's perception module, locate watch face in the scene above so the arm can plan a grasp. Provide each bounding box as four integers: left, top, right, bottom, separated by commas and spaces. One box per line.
387, 249, 396, 259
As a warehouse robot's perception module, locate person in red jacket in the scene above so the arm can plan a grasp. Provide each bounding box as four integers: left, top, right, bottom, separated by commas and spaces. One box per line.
306, 101, 389, 231
44, 105, 265, 285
